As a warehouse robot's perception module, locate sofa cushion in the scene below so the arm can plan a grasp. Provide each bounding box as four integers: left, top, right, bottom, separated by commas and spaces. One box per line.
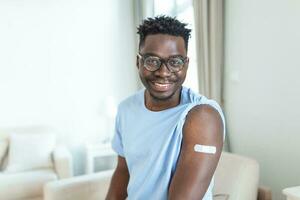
44, 169, 113, 200
213, 152, 259, 200
213, 194, 229, 200
4, 133, 55, 173
0, 169, 57, 199
0, 139, 8, 167
23, 198, 43, 200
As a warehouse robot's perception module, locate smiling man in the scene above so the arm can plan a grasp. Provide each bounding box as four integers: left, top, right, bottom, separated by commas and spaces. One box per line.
106, 16, 225, 200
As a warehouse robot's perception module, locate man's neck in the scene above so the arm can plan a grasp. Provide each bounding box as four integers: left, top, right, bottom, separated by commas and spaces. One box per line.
144, 88, 182, 111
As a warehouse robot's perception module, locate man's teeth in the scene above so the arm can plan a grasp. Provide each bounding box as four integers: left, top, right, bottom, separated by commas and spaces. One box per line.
154, 83, 170, 87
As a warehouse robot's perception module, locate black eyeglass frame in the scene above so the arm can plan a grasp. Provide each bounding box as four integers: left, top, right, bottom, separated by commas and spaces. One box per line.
137, 53, 188, 72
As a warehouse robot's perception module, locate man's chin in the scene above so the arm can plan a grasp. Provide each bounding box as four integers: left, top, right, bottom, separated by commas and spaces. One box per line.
148, 89, 175, 101
144, 81, 181, 101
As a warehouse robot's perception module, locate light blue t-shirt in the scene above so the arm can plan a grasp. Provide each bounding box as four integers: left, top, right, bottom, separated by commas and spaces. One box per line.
112, 86, 225, 200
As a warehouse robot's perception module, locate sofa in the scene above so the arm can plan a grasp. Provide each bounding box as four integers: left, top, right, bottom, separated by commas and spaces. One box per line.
43, 152, 272, 200
0, 126, 73, 200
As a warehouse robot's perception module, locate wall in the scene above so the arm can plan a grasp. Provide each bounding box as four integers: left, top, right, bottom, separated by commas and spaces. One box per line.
0, 0, 139, 175
224, 0, 300, 199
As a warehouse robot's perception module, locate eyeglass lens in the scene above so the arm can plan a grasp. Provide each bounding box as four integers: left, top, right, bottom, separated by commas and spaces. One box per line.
143, 56, 185, 72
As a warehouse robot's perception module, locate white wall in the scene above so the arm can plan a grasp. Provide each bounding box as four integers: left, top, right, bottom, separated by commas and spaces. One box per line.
224, 1, 300, 199
0, 0, 139, 175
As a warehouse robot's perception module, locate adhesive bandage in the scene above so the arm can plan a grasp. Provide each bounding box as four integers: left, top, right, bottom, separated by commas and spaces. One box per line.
194, 144, 216, 154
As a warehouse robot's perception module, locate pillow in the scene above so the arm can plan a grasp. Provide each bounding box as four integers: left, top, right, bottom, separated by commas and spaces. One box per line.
0, 139, 8, 167
4, 133, 56, 173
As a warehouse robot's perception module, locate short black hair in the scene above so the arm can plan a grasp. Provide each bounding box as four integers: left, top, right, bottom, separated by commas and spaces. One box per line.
137, 15, 192, 51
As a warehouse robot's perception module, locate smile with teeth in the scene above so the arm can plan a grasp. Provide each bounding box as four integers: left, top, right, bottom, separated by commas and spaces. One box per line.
151, 82, 173, 91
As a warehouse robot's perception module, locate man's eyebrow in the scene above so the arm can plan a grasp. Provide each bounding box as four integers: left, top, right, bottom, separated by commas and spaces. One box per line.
143, 52, 185, 58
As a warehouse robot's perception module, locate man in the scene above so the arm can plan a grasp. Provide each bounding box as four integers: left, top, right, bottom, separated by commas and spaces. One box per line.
106, 16, 225, 200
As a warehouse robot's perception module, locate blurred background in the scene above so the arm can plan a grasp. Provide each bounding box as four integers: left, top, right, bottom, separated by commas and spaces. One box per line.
0, 0, 299, 199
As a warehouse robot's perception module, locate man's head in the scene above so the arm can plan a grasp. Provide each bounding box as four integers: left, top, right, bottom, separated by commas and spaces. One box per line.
136, 16, 191, 106
137, 15, 191, 52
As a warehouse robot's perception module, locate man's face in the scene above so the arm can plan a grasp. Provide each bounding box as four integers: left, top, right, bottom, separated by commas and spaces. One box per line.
137, 34, 189, 101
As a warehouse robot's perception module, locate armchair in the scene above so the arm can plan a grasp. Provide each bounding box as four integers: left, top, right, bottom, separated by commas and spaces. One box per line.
0, 126, 73, 200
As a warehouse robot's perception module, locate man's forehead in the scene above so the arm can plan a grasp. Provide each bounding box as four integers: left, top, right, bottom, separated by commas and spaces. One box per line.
141, 34, 186, 56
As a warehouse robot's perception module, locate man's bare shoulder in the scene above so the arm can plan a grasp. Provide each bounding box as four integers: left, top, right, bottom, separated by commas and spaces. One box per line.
183, 104, 224, 141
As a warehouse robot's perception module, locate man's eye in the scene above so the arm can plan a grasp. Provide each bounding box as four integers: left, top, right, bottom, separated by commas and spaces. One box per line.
146, 58, 160, 66
169, 58, 183, 66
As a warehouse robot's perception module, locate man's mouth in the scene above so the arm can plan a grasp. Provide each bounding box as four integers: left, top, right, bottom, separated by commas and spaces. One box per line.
150, 81, 173, 92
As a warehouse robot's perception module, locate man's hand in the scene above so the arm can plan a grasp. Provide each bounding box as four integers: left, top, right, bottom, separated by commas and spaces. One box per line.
168, 104, 224, 200
105, 156, 129, 200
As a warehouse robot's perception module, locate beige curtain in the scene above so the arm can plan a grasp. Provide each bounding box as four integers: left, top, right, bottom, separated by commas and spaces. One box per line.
193, 0, 224, 105
193, 0, 230, 151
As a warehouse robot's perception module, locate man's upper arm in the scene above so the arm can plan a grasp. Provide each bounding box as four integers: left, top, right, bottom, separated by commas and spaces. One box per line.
168, 104, 224, 200
106, 156, 129, 200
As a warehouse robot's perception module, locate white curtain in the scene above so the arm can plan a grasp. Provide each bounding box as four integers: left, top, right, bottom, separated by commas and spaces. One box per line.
193, 0, 224, 105
133, 0, 154, 89
133, 0, 155, 50
134, 0, 154, 25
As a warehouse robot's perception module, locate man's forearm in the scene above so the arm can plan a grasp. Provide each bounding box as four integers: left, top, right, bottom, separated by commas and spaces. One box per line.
168, 176, 212, 200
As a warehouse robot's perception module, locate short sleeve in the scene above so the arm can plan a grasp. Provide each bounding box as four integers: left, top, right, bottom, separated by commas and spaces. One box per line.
111, 110, 125, 157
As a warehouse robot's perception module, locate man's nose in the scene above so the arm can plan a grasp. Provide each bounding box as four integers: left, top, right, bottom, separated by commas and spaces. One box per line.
154, 62, 172, 77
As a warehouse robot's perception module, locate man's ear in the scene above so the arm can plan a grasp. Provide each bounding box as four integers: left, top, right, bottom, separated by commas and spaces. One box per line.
136, 55, 140, 69
185, 57, 190, 69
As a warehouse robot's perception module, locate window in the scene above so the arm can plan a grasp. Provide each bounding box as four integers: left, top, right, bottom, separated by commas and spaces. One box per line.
154, 0, 199, 92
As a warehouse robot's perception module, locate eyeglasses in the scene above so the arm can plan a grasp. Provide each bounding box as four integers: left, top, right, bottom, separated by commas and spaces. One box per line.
137, 53, 188, 72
